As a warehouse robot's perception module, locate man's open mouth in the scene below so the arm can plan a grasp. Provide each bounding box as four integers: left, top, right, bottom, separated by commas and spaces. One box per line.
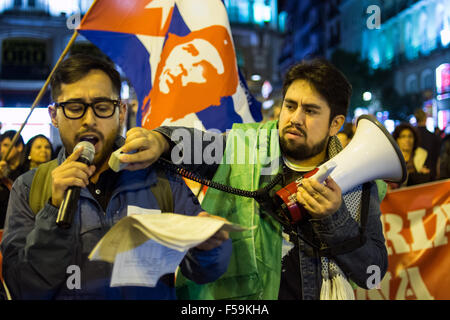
79, 134, 100, 146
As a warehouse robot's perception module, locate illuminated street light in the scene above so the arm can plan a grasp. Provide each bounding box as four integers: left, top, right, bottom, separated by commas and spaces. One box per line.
363, 91, 372, 101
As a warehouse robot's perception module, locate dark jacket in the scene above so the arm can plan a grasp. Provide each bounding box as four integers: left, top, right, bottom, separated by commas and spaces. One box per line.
0, 165, 27, 228
1, 147, 231, 300
416, 126, 441, 180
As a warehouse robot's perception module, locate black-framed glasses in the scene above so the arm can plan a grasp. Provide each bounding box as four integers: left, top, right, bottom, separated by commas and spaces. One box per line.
55, 99, 121, 120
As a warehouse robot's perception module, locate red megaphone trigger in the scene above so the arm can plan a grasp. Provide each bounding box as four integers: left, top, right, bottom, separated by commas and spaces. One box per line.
303, 167, 319, 179
275, 167, 319, 224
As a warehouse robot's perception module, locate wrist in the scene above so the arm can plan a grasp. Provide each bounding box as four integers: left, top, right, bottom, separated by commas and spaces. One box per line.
151, 130, 170, 155
50, 196, 61, 208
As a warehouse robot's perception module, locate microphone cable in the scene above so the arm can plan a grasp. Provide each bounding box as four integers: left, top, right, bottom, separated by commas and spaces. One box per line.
156, 158, 283, 200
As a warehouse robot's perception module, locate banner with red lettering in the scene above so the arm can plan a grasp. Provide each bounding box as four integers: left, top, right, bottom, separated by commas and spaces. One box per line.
355, 179, 450, 300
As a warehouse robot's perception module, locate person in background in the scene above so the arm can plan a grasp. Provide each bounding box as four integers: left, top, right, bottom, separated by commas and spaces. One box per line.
391, 123, 431, 188
125, 89, 139, 130
270, 102, 281, 121
261, 101, 281, 123
414, 109, 440, 181
0, 130, 26, 229
434, 127, 445, 140
21, 134, 54, 171
336, 122, 355, 148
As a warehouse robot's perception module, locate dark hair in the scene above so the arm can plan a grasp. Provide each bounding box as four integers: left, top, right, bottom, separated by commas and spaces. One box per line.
282, 59, 352, 122
341, 122, 355, 139
392, 123, 420, 152
50, 54, 122, 101
0, 130, 24, 147
21, 134, 54, 170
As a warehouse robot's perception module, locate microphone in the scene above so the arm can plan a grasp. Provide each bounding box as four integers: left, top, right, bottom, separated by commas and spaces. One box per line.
56, 141, 95, 229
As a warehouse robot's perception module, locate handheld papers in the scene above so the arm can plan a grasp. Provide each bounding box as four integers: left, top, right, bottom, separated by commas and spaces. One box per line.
89, 212, 251, 287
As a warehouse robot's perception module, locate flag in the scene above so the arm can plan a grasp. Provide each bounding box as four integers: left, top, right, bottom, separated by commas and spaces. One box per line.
78, 0, 262, 132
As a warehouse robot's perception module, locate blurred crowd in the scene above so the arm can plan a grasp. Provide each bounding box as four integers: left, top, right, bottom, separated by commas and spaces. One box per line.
381, 108, 447, 189
0, 131, 56, 228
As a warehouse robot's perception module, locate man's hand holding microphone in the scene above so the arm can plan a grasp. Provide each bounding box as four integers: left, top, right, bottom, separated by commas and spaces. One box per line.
52, 141, 95, 228
51, 133, 229, 250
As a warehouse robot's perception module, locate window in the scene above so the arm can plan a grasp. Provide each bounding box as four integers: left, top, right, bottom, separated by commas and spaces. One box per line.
1, 38, 49, 80
406, 74, 418, 93
420, 69, 433, 90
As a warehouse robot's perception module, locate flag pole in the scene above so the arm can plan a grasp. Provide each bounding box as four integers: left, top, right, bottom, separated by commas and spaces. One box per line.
1, 0, 98, 162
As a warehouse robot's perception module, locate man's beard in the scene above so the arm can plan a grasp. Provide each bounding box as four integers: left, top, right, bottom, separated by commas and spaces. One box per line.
65, 126, 119, 167
93, 131, 118, 168
279, 126, 329, 161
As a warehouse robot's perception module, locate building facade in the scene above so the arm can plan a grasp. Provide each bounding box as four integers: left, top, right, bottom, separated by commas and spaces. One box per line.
278, 0, 449, 128
224, 0, 285, 101
353, 0, 450, 127
0, 0, 91, 143
278, 0, 343, 74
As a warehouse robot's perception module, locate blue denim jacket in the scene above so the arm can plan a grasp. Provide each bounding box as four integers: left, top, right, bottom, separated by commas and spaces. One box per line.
297, 181, 387, 299
155, 125, 388, 300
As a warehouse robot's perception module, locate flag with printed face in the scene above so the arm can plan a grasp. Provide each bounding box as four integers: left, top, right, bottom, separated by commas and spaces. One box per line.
78, 0, 262, 131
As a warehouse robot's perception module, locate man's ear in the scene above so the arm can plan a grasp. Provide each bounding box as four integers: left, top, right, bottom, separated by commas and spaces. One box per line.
118, 101, 127, 132
329, 115, 346, 137
48, 105, 58, 128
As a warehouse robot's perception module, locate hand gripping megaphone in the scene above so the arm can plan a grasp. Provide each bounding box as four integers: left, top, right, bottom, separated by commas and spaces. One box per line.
275, 114, 407, 224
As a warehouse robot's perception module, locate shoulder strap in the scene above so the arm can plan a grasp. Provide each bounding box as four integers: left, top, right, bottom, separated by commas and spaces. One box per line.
29, 159, 58, 215
30, 161, 174, 214
151, 167, 174, 213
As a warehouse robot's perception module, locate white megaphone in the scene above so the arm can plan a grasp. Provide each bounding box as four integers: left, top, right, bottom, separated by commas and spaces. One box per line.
275, 114, 407, 224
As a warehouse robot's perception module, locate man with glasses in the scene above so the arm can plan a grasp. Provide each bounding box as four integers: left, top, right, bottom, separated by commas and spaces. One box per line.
0, 54, 231, 299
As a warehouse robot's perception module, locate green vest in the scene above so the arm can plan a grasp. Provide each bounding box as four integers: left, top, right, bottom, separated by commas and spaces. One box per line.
176, 120, 283, 299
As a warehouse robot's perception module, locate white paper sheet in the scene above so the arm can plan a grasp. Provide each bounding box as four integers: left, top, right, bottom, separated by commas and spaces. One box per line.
110, 239, 185, 287
89, 206, 252, 287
